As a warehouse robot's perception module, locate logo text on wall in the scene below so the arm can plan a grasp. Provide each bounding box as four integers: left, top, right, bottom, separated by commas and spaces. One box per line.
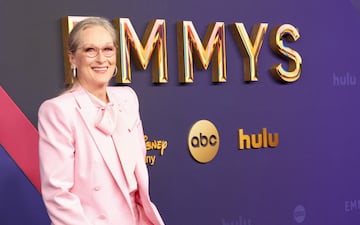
62, 16, 302, 85
345, 200, 360, 212
238, 128, 279, 150
144, 134, 168, 166
187, 120, 280, 163
188, 120, 220, 164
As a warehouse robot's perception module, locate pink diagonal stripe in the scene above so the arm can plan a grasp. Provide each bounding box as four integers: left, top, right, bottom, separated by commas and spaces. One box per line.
0, 86, 40, 191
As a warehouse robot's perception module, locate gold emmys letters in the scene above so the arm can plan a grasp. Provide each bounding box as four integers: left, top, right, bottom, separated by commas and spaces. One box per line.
62, 17, 302, 84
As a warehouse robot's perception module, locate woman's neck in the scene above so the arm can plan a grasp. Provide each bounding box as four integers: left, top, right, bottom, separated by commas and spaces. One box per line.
90, 89, 109, 103
74, 82, 109, 103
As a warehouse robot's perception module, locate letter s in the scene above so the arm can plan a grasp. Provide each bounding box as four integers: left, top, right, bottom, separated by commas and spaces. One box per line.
269, 24, 302, 83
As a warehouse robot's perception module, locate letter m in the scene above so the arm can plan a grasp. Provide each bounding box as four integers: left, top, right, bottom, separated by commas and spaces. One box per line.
113, 18, 168, 83
177, 21, 226, 83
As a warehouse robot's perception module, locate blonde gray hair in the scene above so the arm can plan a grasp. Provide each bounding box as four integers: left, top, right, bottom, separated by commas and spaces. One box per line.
68, 17, 117, 53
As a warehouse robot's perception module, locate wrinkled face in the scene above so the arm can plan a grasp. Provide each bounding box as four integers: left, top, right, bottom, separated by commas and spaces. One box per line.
69, 25, 116, 92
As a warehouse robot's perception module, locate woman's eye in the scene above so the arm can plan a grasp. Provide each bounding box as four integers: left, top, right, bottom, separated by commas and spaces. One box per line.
104, 47, 114, 52
85, 48, 96, 52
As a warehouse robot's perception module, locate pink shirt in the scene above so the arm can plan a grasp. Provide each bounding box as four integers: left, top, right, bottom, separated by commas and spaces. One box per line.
86, 90, 152, 224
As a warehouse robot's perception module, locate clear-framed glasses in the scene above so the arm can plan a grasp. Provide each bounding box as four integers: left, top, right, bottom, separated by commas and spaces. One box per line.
78, 45, 116, 58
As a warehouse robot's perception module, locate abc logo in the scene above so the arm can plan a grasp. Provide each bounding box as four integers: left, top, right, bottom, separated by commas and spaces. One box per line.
188, 120, 220, 163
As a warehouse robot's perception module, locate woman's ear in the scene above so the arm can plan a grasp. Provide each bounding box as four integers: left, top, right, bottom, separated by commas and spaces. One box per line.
68, 51, 76, 67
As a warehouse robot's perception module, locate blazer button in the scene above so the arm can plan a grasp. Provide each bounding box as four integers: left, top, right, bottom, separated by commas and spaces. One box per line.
94, 186, 101, 191
97, 214, 106, 220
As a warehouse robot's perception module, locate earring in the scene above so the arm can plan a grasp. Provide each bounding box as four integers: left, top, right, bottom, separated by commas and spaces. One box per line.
72, 67, 77, 78
113, 66, 118, 77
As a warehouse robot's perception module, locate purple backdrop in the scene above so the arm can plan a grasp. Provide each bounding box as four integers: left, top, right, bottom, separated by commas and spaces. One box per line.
1, 0, 360, 224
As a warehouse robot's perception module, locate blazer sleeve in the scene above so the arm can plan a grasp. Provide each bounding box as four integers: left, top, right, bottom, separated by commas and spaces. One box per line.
125, 87, 166, 225
38, 99, 92, 225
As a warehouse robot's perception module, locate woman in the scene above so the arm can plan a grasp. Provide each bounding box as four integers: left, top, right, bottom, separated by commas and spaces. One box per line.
38, 17, 165, 225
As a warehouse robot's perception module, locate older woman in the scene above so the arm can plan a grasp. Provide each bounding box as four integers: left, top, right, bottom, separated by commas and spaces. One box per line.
38, 17, 165, 225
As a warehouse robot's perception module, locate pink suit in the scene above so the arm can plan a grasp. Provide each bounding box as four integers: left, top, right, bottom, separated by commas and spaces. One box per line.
38, 86, 164, 225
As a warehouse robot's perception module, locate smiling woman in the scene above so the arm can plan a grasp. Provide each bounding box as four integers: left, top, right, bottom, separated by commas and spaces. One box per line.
38, 17, 165, 225
67, 18, 118, 102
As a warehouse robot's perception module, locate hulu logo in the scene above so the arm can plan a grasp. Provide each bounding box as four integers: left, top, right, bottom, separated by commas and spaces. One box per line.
333, 73, 357, 86
238, 128, 279, 150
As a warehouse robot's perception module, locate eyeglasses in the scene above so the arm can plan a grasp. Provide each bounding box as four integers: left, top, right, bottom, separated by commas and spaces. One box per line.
78, 45, 116, 58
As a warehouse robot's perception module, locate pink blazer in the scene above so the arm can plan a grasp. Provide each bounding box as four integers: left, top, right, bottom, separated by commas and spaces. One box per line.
38, 86, 164, 225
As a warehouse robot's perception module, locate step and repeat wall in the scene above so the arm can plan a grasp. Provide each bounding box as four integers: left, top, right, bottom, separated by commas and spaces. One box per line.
1, 0, 360, 224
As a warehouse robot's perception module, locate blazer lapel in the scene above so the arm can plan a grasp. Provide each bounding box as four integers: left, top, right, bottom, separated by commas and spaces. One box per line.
107, 90, 138, 191
71, 89, 133, 207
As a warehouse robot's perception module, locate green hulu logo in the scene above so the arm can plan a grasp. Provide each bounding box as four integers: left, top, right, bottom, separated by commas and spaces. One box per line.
238, 128, 279, 150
